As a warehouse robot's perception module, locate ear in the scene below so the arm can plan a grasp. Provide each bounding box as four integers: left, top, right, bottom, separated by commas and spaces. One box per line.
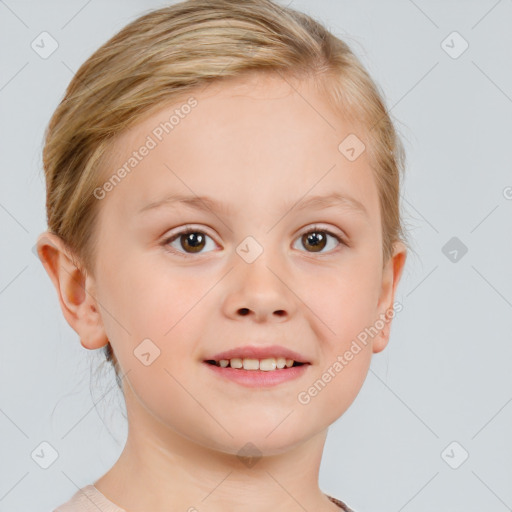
35, 231, 108, 350
372, 241, 407, 354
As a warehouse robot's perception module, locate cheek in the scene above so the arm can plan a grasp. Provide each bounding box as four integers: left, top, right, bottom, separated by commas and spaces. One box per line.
297, 339, 373, 426
297, 257, 381, 335
107, 258, 209, 335
95, 257, 210, 382
122, 360, 220, 447
294, 257, 379, 416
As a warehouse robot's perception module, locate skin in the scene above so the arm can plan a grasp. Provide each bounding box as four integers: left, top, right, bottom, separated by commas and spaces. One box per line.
37, 72, 407, 512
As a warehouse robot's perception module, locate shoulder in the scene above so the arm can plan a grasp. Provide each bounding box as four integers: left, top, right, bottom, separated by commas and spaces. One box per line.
53, 485, 125, 512
53, 485, 96, 512
326, 493, 357, 511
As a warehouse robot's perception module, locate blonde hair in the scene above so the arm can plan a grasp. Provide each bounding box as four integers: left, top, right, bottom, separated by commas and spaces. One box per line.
41, 0, 409, 373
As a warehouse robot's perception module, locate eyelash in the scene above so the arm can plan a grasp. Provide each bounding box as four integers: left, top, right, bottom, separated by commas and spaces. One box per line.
161, 225, 347, 259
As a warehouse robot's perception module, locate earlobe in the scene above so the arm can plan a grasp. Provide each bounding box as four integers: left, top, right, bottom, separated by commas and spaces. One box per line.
373, 241, 407, 354
36, 232, 108, 351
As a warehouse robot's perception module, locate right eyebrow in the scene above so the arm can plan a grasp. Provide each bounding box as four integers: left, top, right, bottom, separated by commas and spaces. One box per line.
137, 194, 234, 216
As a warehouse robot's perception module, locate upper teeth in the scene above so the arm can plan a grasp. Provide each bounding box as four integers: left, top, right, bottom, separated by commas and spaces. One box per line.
216, 358, 296, 371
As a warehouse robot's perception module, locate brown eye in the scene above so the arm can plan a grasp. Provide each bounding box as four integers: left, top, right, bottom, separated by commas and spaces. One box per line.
164, 228, 216, 256
294, 228, 344, 254
302, 231, 327, 252
179, 232, 206, 253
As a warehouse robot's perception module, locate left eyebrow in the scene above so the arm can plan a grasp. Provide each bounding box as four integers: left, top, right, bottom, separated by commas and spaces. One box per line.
292, 192, 368, 217
137, 191, 368, 218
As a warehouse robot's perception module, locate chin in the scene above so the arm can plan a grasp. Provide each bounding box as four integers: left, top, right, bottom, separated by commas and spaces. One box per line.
200, 420, 318, 458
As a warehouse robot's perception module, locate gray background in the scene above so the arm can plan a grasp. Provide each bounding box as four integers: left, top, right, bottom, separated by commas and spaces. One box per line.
1, 0, 511, 511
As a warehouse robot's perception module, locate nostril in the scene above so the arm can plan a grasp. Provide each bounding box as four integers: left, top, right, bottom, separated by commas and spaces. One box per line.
239, 308, 250, 315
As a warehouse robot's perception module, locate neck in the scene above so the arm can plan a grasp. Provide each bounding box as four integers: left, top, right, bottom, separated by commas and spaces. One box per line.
94, 386, 338, 512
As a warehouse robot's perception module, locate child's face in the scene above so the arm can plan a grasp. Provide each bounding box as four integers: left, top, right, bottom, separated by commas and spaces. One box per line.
83, 73, 405, 455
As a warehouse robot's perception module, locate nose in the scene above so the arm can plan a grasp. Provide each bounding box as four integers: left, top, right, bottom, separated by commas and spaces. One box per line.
222, 256, 297, 323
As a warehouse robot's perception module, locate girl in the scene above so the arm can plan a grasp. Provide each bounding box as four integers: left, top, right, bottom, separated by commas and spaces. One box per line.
37, 0, 409, 510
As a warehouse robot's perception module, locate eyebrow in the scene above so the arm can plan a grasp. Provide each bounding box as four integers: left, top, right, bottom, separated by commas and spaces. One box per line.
137, 191, 368, 217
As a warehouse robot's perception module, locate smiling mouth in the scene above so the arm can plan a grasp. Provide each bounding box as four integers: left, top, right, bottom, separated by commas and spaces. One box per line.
202, 357, 310, 387
204, 359, 307, 370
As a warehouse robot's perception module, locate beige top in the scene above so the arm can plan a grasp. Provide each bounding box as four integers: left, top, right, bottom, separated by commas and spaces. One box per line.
53, 485, 355, 511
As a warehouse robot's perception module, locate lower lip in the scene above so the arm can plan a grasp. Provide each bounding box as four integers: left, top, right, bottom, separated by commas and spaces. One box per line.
203, 362, 310, 387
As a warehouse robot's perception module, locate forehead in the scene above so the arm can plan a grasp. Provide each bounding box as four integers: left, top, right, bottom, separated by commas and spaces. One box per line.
96, 72, 379, 225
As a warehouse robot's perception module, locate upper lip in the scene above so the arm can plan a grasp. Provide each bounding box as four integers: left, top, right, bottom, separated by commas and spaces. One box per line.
205, 345, 311, 364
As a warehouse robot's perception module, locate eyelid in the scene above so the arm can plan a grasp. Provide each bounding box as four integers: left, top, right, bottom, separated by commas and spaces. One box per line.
297, 223, 346, 241
161, 224, 217, 244
162, 223, 215, 239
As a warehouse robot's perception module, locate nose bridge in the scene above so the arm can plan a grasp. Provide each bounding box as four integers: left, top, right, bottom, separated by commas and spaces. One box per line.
239, 245, 280, 290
